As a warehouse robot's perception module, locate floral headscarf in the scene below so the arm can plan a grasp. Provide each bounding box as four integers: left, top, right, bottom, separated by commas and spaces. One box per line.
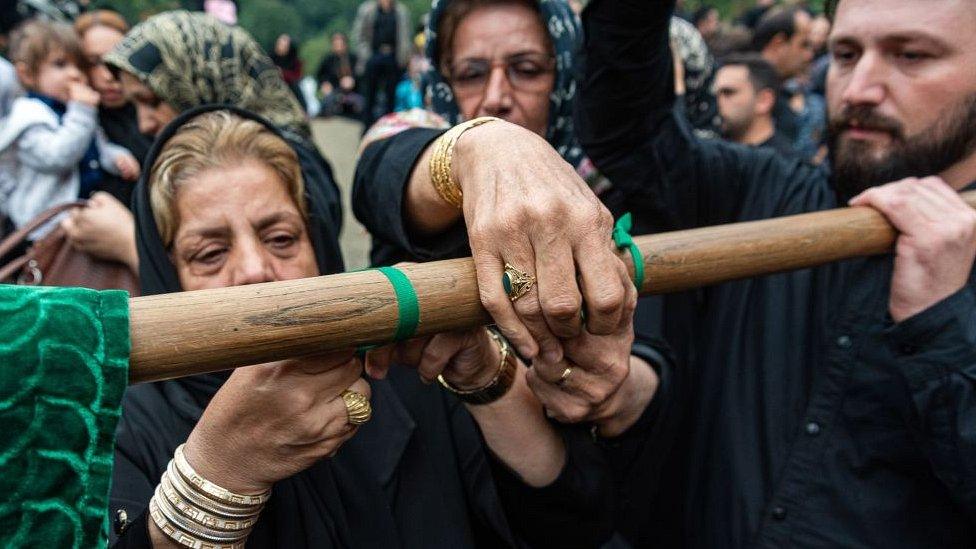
105, 11, 310, 140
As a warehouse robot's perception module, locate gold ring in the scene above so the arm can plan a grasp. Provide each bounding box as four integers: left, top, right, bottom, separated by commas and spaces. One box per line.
556, 367, 574, 387
340, 390, 372, 425
502, 263, 536, 302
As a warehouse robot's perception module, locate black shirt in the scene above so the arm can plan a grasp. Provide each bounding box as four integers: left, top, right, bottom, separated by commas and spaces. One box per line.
578, 1, 976, 548
372, 6, 398, 53
97, 103, 153, 209
758, 130, 797, 159
111, 104, 613, 549
317, 52, 359, 90
109, 369, 612, 549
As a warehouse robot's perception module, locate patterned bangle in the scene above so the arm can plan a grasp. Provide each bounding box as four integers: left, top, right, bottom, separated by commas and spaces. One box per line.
173, 444, 271, 507
153, 484, 247, 544
160, 474, 258, 532
428, 116, 499, 209
438, 328, 518, 405
149, 492, 246, 549
166, 460, 259, 518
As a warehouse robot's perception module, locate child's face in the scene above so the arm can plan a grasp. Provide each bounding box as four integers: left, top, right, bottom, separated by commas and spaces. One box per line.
28, 48, 85, 103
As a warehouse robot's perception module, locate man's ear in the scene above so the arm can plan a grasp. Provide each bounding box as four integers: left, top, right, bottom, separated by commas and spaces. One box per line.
14, 61, 35, 89
756, 88, 776, 116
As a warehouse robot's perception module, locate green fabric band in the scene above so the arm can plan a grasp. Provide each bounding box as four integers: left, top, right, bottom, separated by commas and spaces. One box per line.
612, 213, 645, 290
377, 266, 420, 341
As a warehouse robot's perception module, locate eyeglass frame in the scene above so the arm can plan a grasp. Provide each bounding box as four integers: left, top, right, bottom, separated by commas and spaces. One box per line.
445, 52, 557, 97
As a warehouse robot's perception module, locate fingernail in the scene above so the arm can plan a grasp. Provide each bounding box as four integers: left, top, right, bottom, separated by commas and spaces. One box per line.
420, 375, 433, 385
544, 349, 562, 363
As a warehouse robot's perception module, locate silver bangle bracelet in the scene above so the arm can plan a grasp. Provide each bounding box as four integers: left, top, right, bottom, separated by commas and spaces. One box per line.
149, 494, 245, 549
166, 460, 261, 518
153, 484, 249, 544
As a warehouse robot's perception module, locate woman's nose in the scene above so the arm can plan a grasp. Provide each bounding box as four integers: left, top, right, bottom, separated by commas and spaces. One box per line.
231, 239, 275, 286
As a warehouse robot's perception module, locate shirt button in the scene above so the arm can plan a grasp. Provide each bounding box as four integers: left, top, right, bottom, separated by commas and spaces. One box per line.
805, 422, 821, 436
89, 160, 100, 169
771, 506, 787, 521
836, 335, 852, 349
114, 508, 129, 534
899, 344, 918, 356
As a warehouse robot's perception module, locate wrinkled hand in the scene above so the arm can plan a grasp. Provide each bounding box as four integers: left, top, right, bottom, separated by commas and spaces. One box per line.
365, 328, 501, 391
455, 121, 632, 364
340, 76, 355, 91
114, 153, 140, 181
61, 192, 138, 272
68, 81, 100, 107
527, 285, 656, 437
850, 177, 976, 322
184, 351, 367, 494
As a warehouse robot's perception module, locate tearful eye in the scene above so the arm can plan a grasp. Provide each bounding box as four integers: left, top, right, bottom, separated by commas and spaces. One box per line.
267, 234, 297, 249
194, 248, 226, 265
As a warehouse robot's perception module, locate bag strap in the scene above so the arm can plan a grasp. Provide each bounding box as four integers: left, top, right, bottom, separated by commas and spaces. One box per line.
0, 200, 87, 260
0, 253, 30, 283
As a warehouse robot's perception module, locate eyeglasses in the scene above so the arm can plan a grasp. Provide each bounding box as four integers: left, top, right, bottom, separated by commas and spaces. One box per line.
447, 52, 555, 97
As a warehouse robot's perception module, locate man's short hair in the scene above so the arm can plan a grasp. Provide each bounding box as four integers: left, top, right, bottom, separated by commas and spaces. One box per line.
751, 7, 801, 51
719, 53, 782, 96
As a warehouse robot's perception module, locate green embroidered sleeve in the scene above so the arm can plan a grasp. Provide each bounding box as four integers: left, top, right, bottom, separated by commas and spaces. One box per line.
0, 285, 129, 548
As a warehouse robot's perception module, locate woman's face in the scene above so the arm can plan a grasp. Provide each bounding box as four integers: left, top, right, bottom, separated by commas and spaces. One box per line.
448, 4, 554, 137
81, 25, 126, 108
120, 71, 179, 135
171, 160, 318, 291
275, 34, 291, 56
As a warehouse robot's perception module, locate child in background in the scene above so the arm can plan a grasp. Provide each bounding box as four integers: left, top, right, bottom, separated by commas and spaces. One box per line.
0, 20, 138, 238
394, 54, 427, 112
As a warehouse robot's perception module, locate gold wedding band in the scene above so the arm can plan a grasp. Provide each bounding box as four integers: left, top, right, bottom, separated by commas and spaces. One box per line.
341, 390, 372, 425
556, 367, 574, 387
502, 263, 536, 302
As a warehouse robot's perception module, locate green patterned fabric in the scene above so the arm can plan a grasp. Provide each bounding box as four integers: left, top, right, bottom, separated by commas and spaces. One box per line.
0, 285, 129, 548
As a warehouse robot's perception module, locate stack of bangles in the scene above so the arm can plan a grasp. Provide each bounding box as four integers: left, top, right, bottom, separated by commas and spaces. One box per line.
149, 444, 270, 548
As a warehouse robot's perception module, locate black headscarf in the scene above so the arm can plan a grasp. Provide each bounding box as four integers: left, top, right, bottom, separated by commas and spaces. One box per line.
134, 104, 343, 296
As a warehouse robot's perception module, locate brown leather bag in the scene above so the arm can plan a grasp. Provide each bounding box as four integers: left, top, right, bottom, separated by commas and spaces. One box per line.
0, 201, 140, 295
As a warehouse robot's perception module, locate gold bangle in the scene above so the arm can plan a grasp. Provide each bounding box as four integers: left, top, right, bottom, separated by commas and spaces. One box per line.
149, 492, 246, 549
438, 327, 518, 405
160, 474, 258, 532
428, 116, 500, 209
173, 444, 271, 508
166, 460, 259, 519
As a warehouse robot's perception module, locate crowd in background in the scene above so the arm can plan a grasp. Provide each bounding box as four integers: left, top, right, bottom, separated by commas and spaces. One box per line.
6, 0, 976, 547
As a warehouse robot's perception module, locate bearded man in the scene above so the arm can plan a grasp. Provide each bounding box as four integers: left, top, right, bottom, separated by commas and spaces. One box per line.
556, 0, 976, 547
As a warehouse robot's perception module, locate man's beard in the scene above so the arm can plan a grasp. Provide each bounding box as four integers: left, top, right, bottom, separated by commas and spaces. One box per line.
828, 93, 976, 198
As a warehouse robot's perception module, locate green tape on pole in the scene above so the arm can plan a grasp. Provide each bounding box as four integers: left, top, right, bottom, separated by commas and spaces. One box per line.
612, 213, 645, 290
377, 266, 420, 341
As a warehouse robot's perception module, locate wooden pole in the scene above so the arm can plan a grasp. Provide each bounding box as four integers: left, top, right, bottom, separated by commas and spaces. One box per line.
129, 191, 976, 383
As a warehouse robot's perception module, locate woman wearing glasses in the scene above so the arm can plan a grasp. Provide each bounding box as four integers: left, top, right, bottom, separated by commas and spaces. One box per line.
352, 0, 672, 505
352, 0, 613, 267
